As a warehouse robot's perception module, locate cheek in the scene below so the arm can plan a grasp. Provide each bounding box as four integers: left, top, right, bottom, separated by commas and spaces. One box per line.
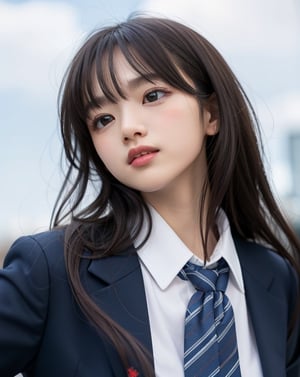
156, 101, 200, 130
158, 107, 185, 127
156, 106, 202, 146
91, 136, 113, 167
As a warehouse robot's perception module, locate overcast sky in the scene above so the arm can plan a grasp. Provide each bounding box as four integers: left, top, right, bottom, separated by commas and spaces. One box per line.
0, 0, 299, 240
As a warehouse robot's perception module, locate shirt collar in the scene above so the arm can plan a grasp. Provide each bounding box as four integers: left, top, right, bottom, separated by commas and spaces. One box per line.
135, 206, 192, 290
135, 206, 245, 293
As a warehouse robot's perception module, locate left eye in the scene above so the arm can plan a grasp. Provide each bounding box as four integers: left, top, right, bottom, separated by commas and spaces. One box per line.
143, 90, 166, 103
91, 114, 115, 130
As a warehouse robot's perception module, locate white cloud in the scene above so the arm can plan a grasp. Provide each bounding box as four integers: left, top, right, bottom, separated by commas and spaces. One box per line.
0, 1, 83, 97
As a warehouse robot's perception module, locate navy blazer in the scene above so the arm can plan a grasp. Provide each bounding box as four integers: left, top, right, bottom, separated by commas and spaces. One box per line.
0, 229, 299, 377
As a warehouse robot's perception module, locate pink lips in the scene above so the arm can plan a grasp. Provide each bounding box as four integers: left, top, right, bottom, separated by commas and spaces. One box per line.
127, 146, 159, 167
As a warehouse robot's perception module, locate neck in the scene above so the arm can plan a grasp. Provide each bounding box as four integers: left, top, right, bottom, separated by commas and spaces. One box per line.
143, 185, 218, 259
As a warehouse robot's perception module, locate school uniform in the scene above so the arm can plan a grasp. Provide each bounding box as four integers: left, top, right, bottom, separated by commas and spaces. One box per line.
0, 209, 299, 377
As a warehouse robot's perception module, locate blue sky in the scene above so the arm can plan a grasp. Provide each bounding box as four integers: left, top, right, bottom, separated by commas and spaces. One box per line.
1, 0, 299, 240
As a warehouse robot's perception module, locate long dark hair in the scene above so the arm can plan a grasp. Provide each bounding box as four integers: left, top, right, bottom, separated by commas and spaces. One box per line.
52, 16, 300, 376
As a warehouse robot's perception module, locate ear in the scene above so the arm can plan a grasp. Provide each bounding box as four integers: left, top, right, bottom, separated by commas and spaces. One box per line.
204, 93, 219, 136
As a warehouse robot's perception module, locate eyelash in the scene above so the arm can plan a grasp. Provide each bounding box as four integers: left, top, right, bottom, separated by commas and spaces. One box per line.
91, 88, 170, 130
93, 114, 114, 130
143, 88, 169, 103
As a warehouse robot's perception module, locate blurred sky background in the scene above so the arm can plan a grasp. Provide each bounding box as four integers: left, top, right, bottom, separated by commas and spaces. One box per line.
0, 0, 300, 244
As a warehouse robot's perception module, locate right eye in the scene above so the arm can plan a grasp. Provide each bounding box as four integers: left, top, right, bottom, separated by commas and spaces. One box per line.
94, 114, 115, 129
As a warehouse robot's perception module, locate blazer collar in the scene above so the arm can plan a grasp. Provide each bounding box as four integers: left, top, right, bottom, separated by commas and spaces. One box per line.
234, 237, 287, 377
87, 245, 139, 284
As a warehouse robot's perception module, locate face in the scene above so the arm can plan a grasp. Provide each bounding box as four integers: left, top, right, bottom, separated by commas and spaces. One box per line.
86, 51, 218, 200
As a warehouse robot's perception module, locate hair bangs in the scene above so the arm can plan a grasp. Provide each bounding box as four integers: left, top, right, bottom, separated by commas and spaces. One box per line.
75, 21, 203, 122
115, 22, 197, 95
80, 38, 125, 121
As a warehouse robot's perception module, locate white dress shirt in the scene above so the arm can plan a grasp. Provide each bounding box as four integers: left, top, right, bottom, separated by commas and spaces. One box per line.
135, 206, 263, 377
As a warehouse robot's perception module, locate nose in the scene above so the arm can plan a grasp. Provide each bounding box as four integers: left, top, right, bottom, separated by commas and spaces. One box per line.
120, 106, 147, 143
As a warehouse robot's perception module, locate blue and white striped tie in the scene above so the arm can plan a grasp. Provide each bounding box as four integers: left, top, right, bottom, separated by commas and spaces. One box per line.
178, 258, 241, 377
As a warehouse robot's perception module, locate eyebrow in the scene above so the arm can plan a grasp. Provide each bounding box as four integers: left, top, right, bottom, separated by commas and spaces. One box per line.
85, 73, 162, 114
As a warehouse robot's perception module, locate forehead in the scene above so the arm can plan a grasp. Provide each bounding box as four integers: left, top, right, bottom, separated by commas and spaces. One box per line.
94, 50, 147, 96
111, 50, 140, 85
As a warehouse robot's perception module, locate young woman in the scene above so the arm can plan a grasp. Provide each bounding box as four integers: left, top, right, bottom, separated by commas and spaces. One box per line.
0, 16, 299, 377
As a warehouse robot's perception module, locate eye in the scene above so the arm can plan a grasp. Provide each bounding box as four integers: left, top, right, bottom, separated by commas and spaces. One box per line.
93, 114, 115, 129
143, 89, 166, 104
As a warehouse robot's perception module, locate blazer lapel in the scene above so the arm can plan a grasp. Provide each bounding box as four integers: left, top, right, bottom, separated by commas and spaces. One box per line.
86, 246, 153, 376
235, 238, 287, 377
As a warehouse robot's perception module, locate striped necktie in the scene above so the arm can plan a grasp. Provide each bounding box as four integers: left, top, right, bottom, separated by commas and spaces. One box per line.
178, 258, 241, 377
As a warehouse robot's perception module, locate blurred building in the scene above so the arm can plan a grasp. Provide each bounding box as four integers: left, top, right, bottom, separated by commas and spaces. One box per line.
287, 131, 300, 236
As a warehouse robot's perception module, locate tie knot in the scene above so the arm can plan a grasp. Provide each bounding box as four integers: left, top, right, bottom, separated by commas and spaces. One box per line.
178, 258, 229, 292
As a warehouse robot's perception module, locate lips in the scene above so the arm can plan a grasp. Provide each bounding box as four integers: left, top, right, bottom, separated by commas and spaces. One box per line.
127, 146, 159, 165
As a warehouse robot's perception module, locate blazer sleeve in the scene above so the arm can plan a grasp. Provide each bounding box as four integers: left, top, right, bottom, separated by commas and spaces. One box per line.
0, 236, 50, 376
286, 260, 300, 377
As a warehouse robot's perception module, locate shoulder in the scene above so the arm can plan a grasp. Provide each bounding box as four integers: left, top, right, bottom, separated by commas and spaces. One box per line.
234, 236, 295, 274
11, 227, 65, 252
4, 228, 66, 275
0, 229, 68, 374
